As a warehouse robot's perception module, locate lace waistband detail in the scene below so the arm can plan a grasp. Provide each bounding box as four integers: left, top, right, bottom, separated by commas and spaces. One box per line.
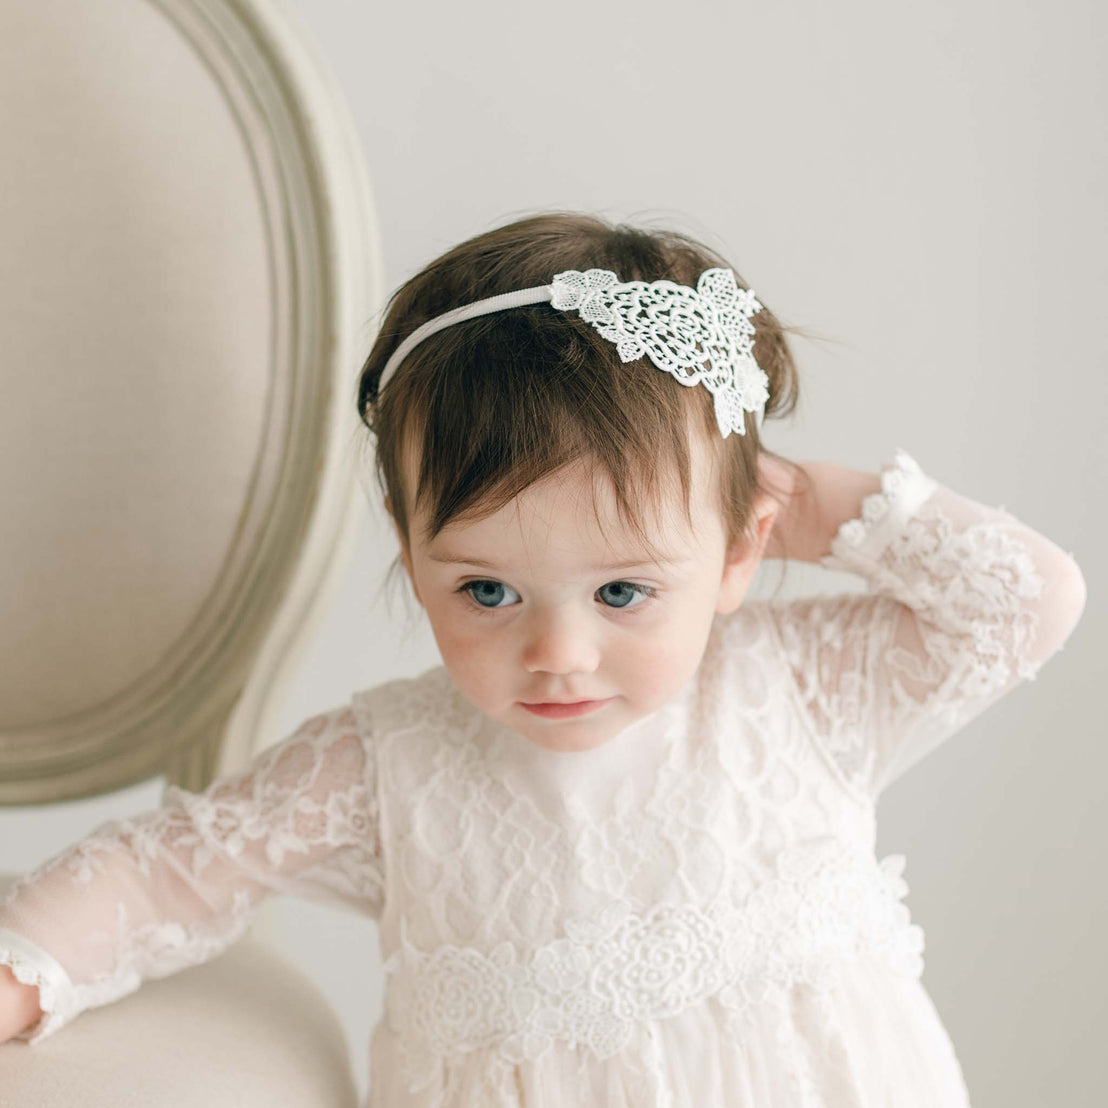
382, 838, 925, 1093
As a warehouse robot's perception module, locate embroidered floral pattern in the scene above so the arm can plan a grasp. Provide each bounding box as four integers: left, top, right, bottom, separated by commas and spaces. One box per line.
382, 838, 924, 1091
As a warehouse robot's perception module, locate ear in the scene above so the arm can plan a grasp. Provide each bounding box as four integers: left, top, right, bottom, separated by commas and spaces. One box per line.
716, 492, 781, 615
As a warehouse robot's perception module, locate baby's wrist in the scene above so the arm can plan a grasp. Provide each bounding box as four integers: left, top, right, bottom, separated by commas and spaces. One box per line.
0, 962, 44, 1043
770, 461, 883, 564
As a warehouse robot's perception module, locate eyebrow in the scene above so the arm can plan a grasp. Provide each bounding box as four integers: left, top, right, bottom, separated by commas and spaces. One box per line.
428, 552, 691, 571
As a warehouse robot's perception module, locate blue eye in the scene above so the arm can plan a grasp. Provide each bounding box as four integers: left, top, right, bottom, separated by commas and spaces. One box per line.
457, 580, 657, 613
461, 580, 520, 609
597, 581, 654, 609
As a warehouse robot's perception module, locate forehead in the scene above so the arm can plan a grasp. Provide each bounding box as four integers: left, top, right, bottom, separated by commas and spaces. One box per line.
406, 421, 722, 562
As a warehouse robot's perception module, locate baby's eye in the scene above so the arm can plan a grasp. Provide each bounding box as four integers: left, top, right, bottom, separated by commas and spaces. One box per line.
458, 580, 657, 612
597, 581, 656, 609
461, 580, 520, 609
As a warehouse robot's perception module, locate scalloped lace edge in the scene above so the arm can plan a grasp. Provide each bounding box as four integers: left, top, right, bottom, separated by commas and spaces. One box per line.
0, 931, 74, 1043
820, 448, 939, 567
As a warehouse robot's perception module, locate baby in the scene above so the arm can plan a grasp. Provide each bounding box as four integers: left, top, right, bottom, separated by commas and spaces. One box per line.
1, 211, 1086, 1107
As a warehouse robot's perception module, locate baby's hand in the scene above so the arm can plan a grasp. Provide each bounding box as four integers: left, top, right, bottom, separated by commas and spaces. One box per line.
0, 962, 43, 1044
761, 456, 888, 564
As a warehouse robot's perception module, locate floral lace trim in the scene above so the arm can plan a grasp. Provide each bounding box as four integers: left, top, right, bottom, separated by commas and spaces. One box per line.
0, 927, 75, 1042
821, 448, 939, 566
382, 838, 924, 1093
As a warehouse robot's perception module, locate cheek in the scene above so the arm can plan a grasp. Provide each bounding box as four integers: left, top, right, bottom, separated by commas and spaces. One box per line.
609, 613, 703, 686
425, 606, 504, 690
644, 596, 718, 683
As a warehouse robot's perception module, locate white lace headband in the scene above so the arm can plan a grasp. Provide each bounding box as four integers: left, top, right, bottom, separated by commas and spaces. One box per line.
375, 267, 771, 439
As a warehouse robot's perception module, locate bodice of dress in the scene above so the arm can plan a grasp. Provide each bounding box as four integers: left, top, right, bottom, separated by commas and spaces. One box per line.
0, 449, 1085, 1108
355, 636, 922, 1093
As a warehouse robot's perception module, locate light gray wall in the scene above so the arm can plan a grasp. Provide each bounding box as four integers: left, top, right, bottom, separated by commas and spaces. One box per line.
2, 0, 1103, 1103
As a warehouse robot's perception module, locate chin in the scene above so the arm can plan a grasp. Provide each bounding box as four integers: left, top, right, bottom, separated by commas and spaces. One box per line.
525, 728, 613, 753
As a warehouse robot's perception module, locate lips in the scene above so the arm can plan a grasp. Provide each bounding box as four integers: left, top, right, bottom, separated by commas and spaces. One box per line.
520, 698, 614, 720
521, 695, 609, 707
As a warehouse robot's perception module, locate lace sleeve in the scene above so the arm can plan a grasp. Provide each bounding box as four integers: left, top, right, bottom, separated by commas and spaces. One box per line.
766, 449, 1086, 802
0, 702, 383, 1045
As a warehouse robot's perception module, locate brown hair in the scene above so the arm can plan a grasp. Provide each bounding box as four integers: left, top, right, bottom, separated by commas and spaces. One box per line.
356, 211, 807, 602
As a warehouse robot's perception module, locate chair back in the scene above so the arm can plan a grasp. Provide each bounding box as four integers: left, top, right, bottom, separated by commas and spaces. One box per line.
0, 0, 384, 804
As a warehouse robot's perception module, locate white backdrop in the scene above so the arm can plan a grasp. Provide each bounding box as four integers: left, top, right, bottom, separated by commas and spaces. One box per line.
1, 0, 1102, 1103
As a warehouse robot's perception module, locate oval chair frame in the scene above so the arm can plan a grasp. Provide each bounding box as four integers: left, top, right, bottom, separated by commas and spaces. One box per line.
0, 0, 385, 805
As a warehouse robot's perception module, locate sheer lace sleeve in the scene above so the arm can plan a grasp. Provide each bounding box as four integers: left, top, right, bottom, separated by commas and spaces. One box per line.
766, 449, 1086, 802
0, 702, 383, 1044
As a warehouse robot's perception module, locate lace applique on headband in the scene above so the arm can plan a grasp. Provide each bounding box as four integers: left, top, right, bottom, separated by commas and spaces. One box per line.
550, 268, 769, 438
374, 266, 770, 438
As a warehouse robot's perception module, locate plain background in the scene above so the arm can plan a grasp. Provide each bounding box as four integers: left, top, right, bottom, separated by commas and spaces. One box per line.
1, 0, 1103, 1103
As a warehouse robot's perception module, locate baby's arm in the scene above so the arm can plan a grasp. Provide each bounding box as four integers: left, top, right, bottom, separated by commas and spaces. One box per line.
764, 450, 1086, 800
0, 703, 383, 1045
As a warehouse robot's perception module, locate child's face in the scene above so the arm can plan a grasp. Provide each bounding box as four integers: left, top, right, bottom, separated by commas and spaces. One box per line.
392, 429, 779, 753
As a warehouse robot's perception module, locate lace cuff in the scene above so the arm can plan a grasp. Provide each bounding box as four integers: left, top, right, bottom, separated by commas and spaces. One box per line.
818, 449, 939, 573
0, 926, 75, 1044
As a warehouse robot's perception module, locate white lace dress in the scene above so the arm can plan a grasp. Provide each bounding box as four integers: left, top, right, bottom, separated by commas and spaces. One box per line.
0, 450, 1086, 1107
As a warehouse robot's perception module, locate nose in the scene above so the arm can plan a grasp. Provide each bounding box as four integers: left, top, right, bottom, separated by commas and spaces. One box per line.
521, 605, 600, 676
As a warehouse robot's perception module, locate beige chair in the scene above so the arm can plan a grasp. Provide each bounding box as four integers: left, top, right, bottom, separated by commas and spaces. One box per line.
0, 0, 383, 1102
